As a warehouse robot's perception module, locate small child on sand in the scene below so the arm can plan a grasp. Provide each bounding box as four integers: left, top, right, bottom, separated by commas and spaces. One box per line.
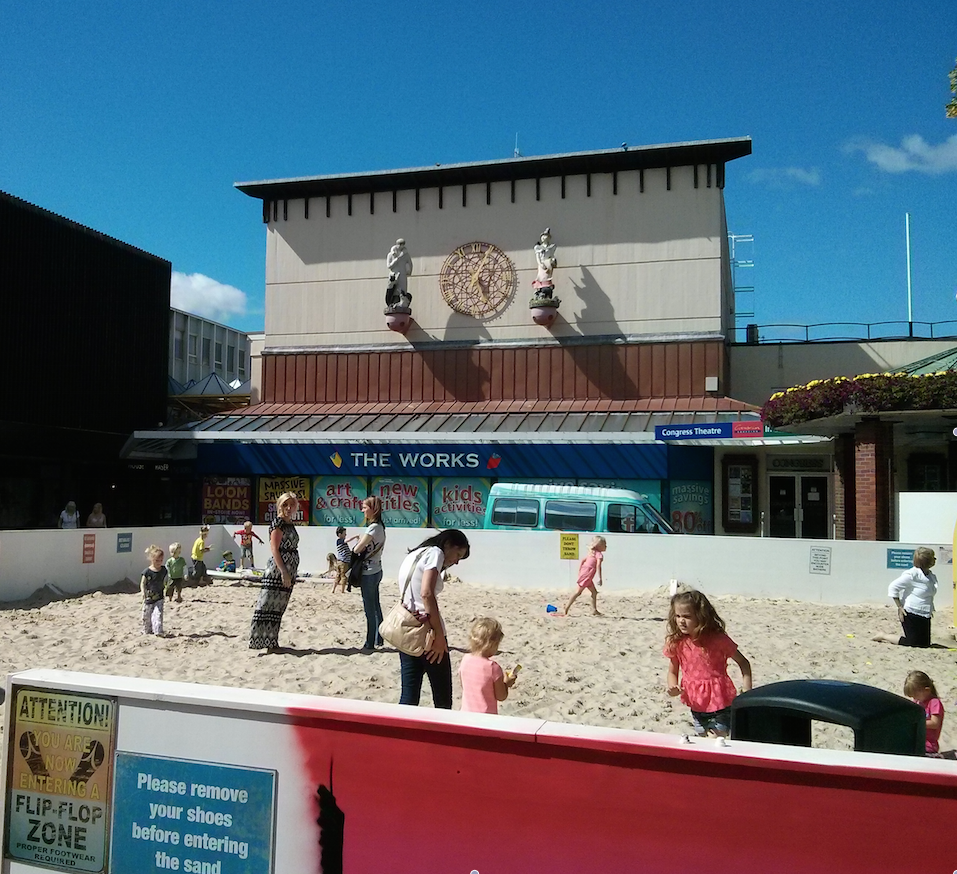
563, 535, 605, 616
190, 525, 211, 584
165, 542, 186, 603
663, 589, 752, 738
904, 670, 945, 757
218, 551, 237, 573
141, 545, 167, 636
459, 617, 519, 714
333, 526, 359, 593
233, 521, 264, 569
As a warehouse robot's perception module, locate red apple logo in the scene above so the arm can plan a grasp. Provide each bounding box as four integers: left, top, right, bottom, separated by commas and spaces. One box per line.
487, 453, 502, 469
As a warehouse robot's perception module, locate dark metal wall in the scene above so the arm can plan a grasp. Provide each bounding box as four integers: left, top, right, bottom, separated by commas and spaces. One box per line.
261, 340, 727, 405
0, 191, 172, 527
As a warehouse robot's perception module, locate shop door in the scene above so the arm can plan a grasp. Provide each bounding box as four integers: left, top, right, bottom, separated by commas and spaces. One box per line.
769, 476, 796, 537
800, 476, 829, 539
769, 474, 829, 538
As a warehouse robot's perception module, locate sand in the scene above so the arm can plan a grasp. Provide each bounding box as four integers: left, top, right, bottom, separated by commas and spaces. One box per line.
0, 574, 954, 753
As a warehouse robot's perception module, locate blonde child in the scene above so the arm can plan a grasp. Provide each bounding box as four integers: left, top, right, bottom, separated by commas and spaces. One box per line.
233, 521, 264, 569
459, 617, 518, 714
141, 545, 167, 636
663, 589, 752, 738
904, 670, 945, 757
165, 542, 186, 603
190, 525, 211, 584
563, 535, 606, 616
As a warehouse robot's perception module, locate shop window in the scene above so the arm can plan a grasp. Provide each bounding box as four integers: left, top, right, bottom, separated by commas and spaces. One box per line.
490, 498, 538, 527
907, 454, 946, 492
722, 455, 759, 534
544, 500, 597, 531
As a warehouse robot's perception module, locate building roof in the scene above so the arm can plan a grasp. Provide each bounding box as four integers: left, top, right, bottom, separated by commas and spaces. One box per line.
898, 346, 957, 375
235, 138, 752, 201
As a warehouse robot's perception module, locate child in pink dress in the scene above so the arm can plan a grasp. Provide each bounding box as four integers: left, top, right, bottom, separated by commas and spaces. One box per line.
663, 589, 752, 737
459, 618, 518, 714
904, 670, 945, 756
563, 536, 606, 616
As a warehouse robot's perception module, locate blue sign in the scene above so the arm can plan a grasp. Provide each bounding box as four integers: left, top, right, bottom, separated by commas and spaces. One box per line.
201, 441, 672, 479
110, 753, 276, 874
887, 548, 916, 570
116, 533, 133, 554
655, 423, 733, 440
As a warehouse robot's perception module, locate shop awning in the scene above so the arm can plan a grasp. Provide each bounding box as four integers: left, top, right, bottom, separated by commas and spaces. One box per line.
125, 397, 827, 459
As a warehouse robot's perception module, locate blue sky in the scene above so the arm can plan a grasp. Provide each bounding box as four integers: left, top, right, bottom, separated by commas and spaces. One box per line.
2, 2, 955, 337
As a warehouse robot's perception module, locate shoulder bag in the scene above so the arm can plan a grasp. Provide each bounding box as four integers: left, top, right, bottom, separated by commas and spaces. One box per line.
379, 548, 431, 656
348, 537, 384, 588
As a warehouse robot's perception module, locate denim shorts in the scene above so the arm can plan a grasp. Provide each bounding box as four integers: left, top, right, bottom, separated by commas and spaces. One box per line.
690, 707, 732, 737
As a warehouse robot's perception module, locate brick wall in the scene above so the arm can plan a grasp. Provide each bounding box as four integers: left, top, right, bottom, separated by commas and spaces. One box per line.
854, 419, 893, 541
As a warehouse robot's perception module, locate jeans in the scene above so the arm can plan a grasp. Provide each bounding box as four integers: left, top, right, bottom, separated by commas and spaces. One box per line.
359, 569, 383, 648
399, 651, 453, 709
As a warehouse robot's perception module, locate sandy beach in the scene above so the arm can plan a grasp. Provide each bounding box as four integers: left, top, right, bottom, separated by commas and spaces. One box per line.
0, 574, 954, 754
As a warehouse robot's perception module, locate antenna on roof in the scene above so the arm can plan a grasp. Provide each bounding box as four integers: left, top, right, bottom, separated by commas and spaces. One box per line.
513, 134, 522, 158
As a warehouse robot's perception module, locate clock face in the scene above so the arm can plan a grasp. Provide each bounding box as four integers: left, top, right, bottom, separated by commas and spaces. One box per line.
439, 241, 516, 318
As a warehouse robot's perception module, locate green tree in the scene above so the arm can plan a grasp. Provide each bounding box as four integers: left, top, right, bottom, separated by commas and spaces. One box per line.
948, 58, 957, 118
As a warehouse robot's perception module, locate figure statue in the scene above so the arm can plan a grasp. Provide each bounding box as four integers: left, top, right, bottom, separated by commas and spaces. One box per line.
385, 238, 413, 308
533, 228, 557, 300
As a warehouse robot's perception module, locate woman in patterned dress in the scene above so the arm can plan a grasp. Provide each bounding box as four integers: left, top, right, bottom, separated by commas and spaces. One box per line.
249, 492, 300, 651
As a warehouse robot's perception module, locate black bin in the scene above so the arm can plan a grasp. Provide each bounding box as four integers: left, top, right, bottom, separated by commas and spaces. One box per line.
731, 679, 925, 756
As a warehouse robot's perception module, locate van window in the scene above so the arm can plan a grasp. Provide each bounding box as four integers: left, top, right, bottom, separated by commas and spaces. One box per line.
490, 498, 539, 528
544, 500, 597, 531
608, 504, 637, 533
610, 503, 668, 534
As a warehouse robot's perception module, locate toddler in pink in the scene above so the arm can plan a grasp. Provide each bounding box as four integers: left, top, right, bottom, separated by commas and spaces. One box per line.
663, 589, 752, 737
563, 535, 606, 616
904, 670, 944, 756
459, 617, 518, 714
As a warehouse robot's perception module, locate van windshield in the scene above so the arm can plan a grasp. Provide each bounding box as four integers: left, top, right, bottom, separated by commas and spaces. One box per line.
608, 502, 677, 534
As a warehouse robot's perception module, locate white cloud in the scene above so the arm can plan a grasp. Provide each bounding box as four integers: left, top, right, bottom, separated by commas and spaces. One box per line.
747, 167, 821, 188
170, 272, 247, 323
845, 134, 957, 175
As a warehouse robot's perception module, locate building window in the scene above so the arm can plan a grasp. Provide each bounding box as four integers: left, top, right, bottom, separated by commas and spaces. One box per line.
214, 342, 223, 371
227, 345, 236, 373
908, 454, 946, 491
188, 334, 198, 362
202, 338, 211, 366
238, 349, 246, 378
174, 330, 184, 361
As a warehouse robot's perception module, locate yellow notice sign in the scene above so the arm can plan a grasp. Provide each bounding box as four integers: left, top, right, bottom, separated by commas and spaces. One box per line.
6, 687, 116, 872
560, 533, 579, 561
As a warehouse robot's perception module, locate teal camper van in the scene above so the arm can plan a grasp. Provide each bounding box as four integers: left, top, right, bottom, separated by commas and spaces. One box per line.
483, 484, 676, 534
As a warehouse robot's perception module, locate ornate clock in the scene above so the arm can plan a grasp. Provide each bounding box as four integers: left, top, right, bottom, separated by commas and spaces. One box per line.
439, 241, 516, 318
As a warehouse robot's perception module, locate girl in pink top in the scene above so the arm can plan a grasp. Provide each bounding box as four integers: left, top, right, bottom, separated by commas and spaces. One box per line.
663, 589, 752, 738
459, 618, 518, 714
904, 670, 945, 756
563, 536, 606, 616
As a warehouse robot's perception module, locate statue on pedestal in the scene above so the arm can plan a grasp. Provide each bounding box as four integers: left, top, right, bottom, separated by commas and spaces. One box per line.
385, 238, 413, 309
532, 228, 557, 301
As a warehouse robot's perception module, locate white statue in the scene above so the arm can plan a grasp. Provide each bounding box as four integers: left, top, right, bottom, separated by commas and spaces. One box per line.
385, 238, 413, 307
533, 228, 557, 299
